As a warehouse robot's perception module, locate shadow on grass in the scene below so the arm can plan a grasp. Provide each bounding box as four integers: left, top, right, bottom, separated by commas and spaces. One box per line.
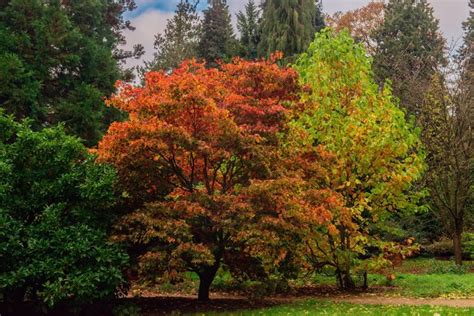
1, 296, 286, 316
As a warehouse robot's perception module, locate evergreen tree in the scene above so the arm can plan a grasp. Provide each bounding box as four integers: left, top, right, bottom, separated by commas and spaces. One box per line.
372, 0, 445, 117
0, 0, 142, 146
236, 0, 260, 59
313, 0, 326, 32
460, 0, 473, 81
258, 0, 317, 61
198, 0, 236, 66
147, 0, 201, 72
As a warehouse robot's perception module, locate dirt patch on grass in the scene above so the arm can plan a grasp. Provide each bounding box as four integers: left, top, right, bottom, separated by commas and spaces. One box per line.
120, 287, 474, 315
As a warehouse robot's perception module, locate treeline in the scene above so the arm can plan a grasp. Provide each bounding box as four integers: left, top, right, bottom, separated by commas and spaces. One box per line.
0, 0, 473, 314
147, 0, 326, 71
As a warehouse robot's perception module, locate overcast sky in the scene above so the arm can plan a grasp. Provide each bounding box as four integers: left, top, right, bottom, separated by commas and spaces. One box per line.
123, 0, 470, 67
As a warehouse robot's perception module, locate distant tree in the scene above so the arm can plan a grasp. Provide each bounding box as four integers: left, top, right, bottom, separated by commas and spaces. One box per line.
0, 0, 143, 146
313, 0, 326, 32
417, 2, 474, 266
236, 0, 260, 59
372, 0, 445, 117
326, 1, 384, 54
198, 0, 237, 66
419, 72, 473, 266
147, 0, 201, 72
258, 0, 317, 61
460, 0, 473, 83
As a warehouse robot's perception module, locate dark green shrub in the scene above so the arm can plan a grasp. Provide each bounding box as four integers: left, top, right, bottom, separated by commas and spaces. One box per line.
0, 113, 127, 312
422, 233, 473, 260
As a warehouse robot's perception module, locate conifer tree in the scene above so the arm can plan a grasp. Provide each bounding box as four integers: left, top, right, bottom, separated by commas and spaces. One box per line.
313, 0, 326, 32
460, 0, 473, 80
373, 0, 445, 117
198, 0, 236, 66
258, 0, 317, 61
0, 0, 142, 146
147, 0, 201, 72
237, 0, 260, 59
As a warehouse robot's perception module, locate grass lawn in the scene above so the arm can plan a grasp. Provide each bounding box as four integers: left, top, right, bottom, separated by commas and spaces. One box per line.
378, 273, 474, 298
188, 300, 474, 316
134, 258, 474, 299
309, 258, 474, 298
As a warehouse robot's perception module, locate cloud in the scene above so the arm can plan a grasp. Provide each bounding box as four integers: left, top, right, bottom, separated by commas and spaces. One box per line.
122, 9, 173, 68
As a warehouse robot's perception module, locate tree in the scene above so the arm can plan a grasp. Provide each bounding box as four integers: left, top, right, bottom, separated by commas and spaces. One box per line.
292, 30, 425, 289
146, 0, 201, 72
0, 0, 143, 146
0, 112, 127, 312
313, 0, 326, 33
460, 0, 473, 86
417, 3, 474, 265
258, 0, 317, 61
418, 73, 473, 266
97, 57, 305, 301
198, 0, 236, 66
372, 0, 445, 117
236, 0, 260, 59
326, 1, 384, 54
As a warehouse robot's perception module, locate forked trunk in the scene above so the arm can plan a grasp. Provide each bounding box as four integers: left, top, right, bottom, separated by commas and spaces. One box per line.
336, 268, 356, 290
342, 271, 356, 290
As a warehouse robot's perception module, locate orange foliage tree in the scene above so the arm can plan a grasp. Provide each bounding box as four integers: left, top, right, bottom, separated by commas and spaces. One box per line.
97, 57, 333, 300
326, 1, 384, 54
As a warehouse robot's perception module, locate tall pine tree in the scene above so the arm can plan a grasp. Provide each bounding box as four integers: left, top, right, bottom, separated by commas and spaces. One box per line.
372, 0, 445, 117
313, 0, 326, 32
237, 0, 260, 60
198, 0, 236, 66
258, 0, 317, 61
147, 0, 201, 71
0, 0, 142, 146
460, 0, 473, 80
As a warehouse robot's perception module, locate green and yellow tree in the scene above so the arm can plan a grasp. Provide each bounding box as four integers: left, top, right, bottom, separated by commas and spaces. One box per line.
291, 30, 425, 289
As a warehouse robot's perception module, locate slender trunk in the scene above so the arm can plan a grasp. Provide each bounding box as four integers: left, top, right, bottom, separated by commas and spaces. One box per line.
453, 219, 463, 265
362, 270, 368, 290
335, 269, 343, 289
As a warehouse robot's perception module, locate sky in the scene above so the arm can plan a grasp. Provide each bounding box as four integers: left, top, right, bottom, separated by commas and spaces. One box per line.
123, 0, 470, 67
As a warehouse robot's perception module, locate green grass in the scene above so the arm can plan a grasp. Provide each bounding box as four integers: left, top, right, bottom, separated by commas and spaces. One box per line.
377, 273, 474, 298
310, 258, 474, 298
133, 258, 474, 299
188, 300, 474, 316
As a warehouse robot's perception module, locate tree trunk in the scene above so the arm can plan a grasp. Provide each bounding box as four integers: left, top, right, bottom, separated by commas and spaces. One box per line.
342, 271, 356, 290
336, 269, 343, 289
336, 268, 356, 290
197, 264, 219, 301
198, 273, 213, 301
453, 219, 463, 266
362, 270, 368, 290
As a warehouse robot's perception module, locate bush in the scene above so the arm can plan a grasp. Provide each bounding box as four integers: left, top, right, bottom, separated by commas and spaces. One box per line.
211, 269, 290, 299
0, 114, 127, 312
423, 234, 473, 260
426, 259, 470, 274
